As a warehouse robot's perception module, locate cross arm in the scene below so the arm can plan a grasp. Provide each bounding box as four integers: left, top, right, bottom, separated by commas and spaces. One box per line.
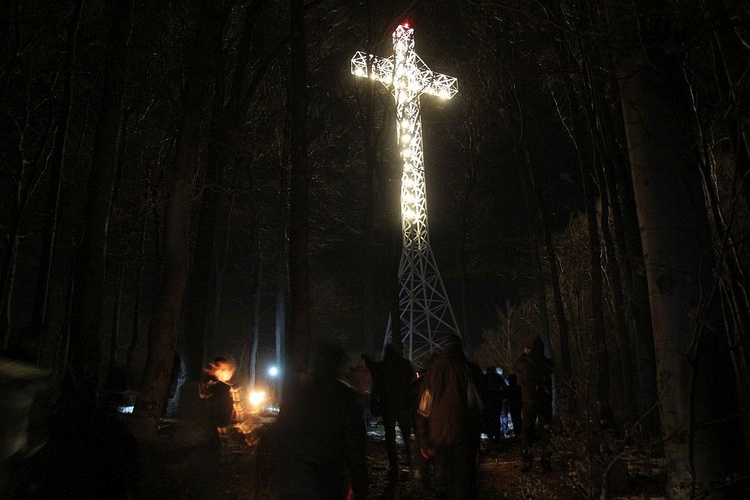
351, 51, 394, 86
422, 71, 458, 100
411, 54, 457, 100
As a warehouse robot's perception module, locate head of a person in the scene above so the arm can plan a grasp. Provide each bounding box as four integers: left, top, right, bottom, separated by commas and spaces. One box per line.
486, 366, 496, 375
440, 335, 464, 356
312, 338, 347, 379
207, 355, 235, 382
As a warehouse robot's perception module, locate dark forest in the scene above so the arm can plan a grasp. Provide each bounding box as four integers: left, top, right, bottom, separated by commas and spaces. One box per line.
1, 0, 749, 498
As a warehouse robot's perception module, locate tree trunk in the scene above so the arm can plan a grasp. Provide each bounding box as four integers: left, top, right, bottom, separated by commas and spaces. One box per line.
182, 0, 259, 382
287, 0, 311, 375
599, 171, 636, 416
569, 104, 611, 424
66, 0, 133, 406
609, 97, 659, 430
457, 102, 480, 356
131, 0, 221, 443
0, 212, 21, 351
30, 0, 84, 340
108, 263, 124, 383
362, 48, 377, 358
275, 146, 288, 376
614, 12, 727, 493
250, 263, 261, 390
126, 171, 152, 386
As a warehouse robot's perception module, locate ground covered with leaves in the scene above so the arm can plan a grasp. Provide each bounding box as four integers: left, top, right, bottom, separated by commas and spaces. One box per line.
144, 415, 668, 499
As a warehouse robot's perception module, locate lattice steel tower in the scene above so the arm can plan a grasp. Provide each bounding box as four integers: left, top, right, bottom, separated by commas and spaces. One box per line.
352, 23, 461, 366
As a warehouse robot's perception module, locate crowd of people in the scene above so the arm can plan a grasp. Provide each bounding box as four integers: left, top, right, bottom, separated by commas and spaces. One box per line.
264, 335, 555, 499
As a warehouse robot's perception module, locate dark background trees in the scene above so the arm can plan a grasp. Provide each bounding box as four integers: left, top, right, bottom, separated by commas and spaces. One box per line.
1, 0, 748, 496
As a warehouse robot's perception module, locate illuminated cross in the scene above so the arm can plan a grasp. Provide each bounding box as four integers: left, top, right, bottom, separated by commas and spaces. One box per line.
352, 23, 461, 365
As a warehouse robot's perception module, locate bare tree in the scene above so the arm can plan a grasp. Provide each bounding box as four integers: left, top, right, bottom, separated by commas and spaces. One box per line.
131, 0, 225, 442
287, 0, 311, 375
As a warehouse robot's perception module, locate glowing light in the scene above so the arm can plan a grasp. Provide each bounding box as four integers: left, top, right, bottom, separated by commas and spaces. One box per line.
351, 23, 461, 366
248, 390, 266, 406
208, 357, 236, 383
268, 365, 279, 377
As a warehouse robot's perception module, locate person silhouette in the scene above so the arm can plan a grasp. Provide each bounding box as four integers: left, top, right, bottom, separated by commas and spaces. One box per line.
512, 337, 554, 472
376, 342, 417, 482
273, 339, 368, 499
414, 336, 484, 498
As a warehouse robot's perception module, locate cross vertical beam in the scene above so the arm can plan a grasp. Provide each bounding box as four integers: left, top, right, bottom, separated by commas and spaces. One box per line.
352, 23, 460, 366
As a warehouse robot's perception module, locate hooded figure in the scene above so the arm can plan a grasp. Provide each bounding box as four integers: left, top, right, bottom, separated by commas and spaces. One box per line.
512, 336, 554, 472
414, 335, 483, 498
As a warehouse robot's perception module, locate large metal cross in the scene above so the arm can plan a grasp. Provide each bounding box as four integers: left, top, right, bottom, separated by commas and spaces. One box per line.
352, 23, 461, 366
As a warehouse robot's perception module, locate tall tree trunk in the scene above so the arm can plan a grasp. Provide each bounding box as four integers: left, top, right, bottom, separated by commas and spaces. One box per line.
457, 100, 480, 356
30, 0, 84, 341
250, 263, 261, 390
507, 78, 562, 374
362, 41, 377, 358
181, 6, 229, 382
0, 79, 51, 349
275, 141, 288, 376
131, 0, 221, 443
567, 103, 612, 425
702, 0, 750, 456
0, 207, 23, 351
126, 169, 152, 385
182, 0, 261, 382
287, 0, 311, 375
66, 0, 133, 406
609, 95, 659, 430
599, 171, 636, 416
579, 43, 638, 418
108, 263, 124, 383
613, 4, 730, 492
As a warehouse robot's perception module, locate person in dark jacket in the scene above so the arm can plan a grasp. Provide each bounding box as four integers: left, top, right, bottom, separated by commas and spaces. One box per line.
376, 342, 417, 482
512, 337, 554, 472
199, 356, 235, 463
273, 339, 368, 499
506, 373, 523, 438
414, 335, 483, 499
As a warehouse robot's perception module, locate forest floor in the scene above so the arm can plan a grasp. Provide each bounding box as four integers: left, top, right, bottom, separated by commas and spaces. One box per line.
146, 415, 669, 500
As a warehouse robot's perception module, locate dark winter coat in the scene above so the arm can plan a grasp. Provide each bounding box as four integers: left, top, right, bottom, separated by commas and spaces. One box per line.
274, 344, 368, 499
376, 344, 416, 413
206, 380, 233, 428
414, 342, 483, 449
512, 337, 554, 404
